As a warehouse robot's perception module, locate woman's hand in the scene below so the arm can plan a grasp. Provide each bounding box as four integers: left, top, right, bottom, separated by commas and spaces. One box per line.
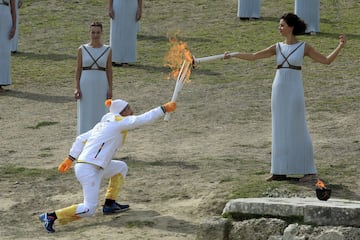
339, 34, 347, 47
223, 51, 232, 59
136, 8, 142, 21
109, 8, 114, 19
8, 26, 16, 40
74, 89, 82, 100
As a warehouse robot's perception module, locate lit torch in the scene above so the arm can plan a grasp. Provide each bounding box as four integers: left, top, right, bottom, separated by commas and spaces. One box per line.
163, 35, 237, 121
164, 59, 191, 121
163, 35, 192, 121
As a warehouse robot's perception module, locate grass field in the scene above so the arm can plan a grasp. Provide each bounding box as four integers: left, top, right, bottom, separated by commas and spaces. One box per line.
1, 0, 359, 239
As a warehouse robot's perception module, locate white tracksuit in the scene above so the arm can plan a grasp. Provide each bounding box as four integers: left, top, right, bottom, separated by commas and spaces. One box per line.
56, 107, 165, 222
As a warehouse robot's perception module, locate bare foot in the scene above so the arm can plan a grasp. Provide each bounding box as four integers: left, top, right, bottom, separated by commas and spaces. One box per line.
299, 174, 317, 183
266, 174, 287, 181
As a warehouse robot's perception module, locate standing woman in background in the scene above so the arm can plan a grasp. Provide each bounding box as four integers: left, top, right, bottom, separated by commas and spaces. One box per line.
224, 13, 346, 182
109, 0, 142, 66
237, 0, 261, 20
74, 22, 113, 135
295, 0, 320, 35
0, 0, 16, 93
11, 0, 22, 53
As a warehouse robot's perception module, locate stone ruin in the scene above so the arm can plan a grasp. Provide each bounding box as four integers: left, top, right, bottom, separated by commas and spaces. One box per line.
197, 198, 360, 240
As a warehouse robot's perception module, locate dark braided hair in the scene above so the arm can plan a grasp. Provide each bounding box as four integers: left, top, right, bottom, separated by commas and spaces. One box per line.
280, 13, 307, 35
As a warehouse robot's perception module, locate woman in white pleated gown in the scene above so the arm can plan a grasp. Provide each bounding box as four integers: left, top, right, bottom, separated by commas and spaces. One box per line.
0, 0, 16, 92
271, 41, 316, 177
109, 0, 142, 65
75, 22, 113, 135
295, 0, 320, 35
237, 0, 261, 19
224, 13, 346, 182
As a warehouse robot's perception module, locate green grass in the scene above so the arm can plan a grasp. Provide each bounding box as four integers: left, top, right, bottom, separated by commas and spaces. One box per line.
0, 164, 57, 180
14, 0, 360, 85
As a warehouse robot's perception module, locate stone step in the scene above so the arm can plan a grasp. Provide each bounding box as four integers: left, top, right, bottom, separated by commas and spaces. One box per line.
222, 197, 360, 227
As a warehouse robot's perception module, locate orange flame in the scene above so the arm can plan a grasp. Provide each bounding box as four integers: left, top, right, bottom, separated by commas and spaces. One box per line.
164, 34, 193, 83
316, 179, 326, 189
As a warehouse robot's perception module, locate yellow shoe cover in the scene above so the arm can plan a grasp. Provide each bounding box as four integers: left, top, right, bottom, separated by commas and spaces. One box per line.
105, 173, 124, 200
55, 205, 81, 225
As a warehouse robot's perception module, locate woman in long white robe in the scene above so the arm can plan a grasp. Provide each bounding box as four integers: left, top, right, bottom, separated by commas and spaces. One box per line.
109, 0, 142, 65
224, 13, 346, 182
237, 0, 261, 19
295, 0, 320, 35
271, 42, 316, 176
0, 0, 16, 92
74, 22, 113, 135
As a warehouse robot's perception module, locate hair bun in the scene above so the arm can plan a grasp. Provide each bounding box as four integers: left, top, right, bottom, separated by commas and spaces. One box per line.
105, 99, 112, 107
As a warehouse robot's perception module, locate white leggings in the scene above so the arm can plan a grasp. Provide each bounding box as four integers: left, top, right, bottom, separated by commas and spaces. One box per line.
74, 160, 128, 217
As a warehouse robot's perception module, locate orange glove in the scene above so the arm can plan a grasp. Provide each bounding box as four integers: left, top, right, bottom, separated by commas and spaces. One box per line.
162, 102, 176, 113
58, 156, 74, 173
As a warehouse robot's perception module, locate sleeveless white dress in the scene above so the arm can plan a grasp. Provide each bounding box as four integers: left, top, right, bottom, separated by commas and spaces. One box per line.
110, 0, 139, 63
237, 0, 261, 19
271, 42, 317, 175
77, 44, 110, 135
295, 0, 320, 33
0, 2, 12, 86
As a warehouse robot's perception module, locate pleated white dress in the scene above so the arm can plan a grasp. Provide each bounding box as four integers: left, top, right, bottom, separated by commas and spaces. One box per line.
11, 0, 19, 52
77, 44, 110, 135
0, 3, 12, 87
237, 0, 261, 19
271, 42, 317, 175
110, 0, 139, 63
295, 0, 320, 33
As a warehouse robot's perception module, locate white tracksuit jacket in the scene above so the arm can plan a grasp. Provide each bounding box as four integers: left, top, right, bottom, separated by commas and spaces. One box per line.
68, 107, 164, 169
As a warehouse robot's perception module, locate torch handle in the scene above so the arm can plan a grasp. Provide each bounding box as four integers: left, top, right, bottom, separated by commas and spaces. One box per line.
164, 81, 183, 121
164, 112, 172, 121
164, 60, 191, 122
193, 52, 239, 65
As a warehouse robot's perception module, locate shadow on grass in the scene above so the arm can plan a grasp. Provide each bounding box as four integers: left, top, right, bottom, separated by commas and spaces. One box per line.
4, 89, 73, 103
256, 16, 280, 22
117, 157, 199, 170
138, 34, 214, 44
117, 63, 221, 76
115, 63, 170, 73
327, 183, 360, 201
12, 51, 75, 61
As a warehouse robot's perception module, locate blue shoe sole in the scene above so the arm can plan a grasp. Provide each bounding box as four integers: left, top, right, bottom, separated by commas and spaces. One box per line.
103, 207, 130, 215
39, 213, 55, 233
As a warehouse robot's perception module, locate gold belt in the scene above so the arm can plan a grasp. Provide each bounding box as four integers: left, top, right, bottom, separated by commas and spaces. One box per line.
76, 161, 103, 170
